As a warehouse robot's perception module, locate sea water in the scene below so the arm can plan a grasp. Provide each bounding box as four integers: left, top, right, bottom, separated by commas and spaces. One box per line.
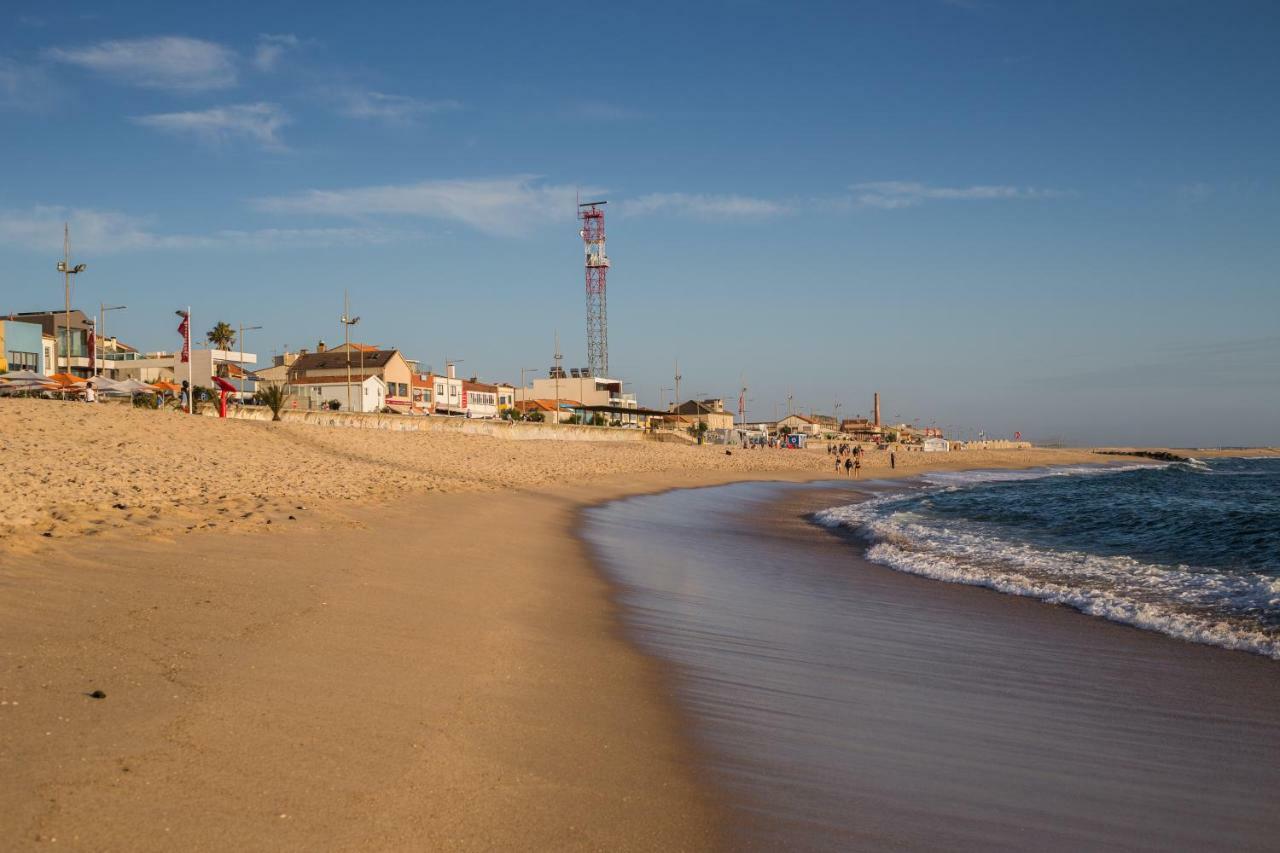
581, 465, 1280, 851
815, 458, 1280, 658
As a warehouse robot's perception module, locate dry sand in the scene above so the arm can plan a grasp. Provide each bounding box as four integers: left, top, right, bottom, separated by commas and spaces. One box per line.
1, 398, 1266, 850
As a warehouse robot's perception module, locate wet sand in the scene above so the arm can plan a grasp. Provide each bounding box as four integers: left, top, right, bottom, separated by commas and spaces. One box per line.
583, 480, 1280, 851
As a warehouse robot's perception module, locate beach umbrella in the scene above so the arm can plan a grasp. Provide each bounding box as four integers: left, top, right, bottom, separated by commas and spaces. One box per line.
114, 378, 160, 394
0, 369, 55, 383
89, 376, 127, 393
49, 372, 85, 388
152, 380, 183, 392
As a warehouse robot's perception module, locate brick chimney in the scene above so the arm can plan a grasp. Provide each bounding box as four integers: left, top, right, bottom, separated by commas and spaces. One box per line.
874, 392, 881, 427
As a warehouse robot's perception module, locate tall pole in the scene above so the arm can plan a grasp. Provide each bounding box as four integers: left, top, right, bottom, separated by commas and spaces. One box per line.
553, 332, 562, 425
63, 224, 71, 375
187, 306, 193, 414
345, 292, 351, 411
239, 323, 262, 402
97, 303, 104, 379
673, 360, 681, 412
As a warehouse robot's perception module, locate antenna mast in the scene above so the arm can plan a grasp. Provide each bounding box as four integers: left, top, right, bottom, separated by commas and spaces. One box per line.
579, 200, 609, 377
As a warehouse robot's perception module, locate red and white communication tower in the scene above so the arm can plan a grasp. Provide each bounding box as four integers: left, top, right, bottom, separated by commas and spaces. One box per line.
579, 200, 610, 377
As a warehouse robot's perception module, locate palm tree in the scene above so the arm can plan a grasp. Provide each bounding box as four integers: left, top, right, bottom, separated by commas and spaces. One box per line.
206, 321, 236, 351
255, 383, 287, 422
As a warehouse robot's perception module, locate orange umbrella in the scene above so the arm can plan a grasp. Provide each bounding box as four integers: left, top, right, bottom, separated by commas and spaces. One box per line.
152, 380, 183, 392
49, 372, 84, 387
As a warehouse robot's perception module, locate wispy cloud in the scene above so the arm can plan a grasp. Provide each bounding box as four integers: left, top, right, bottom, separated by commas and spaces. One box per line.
254, 176, 590, 235
621, 192, 790, 219
0, 205, 401, 252
134, 103, 290, 149
565, 100, 645, 121
45, 36, 237, 91
252, 33, 299, 72
850, 181, 1071, 209
330, 87, 460, 124
0, 56, 61, 111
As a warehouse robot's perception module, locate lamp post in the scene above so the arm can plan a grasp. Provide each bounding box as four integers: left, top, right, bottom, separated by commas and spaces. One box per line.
239, 323, 262, 402
518, 366, 539, 414
97, 304, 125, 378
55, 223, 87, 375
553, 333, 563, 425
340, 291, 360, 411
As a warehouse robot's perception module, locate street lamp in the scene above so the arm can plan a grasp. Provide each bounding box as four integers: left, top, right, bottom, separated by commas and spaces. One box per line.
239, 323, 263, 402
55, 223, 87, 375
340, 291, 360, 411
97, 304, 125, 378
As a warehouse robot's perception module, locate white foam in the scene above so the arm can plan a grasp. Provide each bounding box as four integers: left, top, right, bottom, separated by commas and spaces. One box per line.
814, 471, 1280, 661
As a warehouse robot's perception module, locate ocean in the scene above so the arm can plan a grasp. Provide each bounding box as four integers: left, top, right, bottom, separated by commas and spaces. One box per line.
581, 461, 1280, 851
816, 457, 1280, 659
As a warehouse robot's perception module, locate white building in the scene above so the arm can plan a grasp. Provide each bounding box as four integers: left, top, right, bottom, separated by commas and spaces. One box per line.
298, 375, 387, 412
921, 437, 951, 452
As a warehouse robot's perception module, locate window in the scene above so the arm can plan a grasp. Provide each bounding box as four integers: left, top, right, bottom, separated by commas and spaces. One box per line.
7, 351, 38, 371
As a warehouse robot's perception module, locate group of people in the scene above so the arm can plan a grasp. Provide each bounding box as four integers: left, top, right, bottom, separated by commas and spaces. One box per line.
829, 442, 863, 478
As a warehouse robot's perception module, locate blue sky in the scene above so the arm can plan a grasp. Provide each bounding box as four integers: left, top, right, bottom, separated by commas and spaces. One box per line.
2, 0, 1277, 445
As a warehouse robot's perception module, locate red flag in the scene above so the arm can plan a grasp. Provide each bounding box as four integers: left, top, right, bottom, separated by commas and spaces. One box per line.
177, 314, 190, 364
87, 329, 95, 371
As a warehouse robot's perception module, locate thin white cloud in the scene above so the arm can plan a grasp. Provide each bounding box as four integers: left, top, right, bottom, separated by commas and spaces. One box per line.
0, 56, 61, 111
850, 181, 1070, 209
45, 36, 237, 91
253, 33, 299, 72
254, 176, 590, 235
621, 192, 790, 219
331, 87, 460, 124
565, 100, 645, 121
134, 103, 290, 149
0, 205, 401, 252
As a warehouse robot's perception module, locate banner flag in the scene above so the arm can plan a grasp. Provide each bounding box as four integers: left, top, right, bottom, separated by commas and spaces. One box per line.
177, 313, 190, 364
88, 329, 95, 371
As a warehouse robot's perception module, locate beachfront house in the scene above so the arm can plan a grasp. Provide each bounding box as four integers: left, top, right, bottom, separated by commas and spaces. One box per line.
461, 379, 500, 418
775, 413, 821, 436
298, 375, 388, 413
519, 368, 639, 424
667, 399, 736, 432
287, 344, 412, 412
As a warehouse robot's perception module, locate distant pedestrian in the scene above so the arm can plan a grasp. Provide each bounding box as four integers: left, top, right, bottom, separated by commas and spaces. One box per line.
854, 457, 862, 478
835, 456, 842, 474
844, 457, 852, 476
890, 451, 896, 470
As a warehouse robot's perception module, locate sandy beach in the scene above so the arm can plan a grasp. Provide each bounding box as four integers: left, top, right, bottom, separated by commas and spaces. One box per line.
1, 399, 1271, 850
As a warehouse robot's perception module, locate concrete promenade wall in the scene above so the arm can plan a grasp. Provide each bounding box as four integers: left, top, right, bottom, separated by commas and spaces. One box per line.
211, 406, 649, 443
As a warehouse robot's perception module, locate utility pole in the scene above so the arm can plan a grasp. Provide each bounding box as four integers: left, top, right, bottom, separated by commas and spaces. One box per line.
239, 322, 262, 403
98, 302, 125, 378
55, 223, 87, 375
340, 291, 360, 411
673, 360, 682, 413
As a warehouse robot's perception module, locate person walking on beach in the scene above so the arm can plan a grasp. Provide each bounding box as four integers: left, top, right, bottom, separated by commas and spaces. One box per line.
890, 450, 896, 470
835, 455, 842, 474
844, 457, 852, 477
854, 457, 862, 478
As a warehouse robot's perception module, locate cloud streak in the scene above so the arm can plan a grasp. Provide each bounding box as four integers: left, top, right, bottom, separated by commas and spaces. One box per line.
134, 103, 290, 149
255, 176, 590, 235
850, 181, 1071, 209
253, 33, 299, 72
0, 205, 401, 252
45, 36, 237, 91
331, 87, 460, 124
620, 192, 790, 219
